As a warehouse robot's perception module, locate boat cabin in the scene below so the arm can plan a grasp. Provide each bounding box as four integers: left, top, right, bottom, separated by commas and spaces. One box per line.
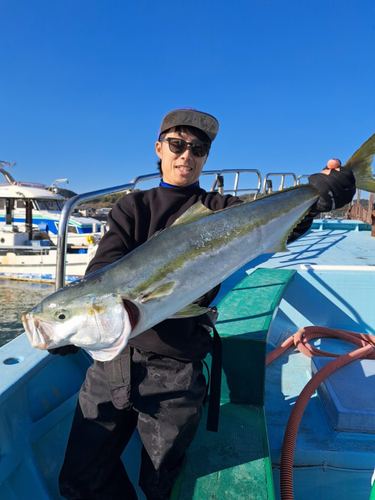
0, 166, 102, 244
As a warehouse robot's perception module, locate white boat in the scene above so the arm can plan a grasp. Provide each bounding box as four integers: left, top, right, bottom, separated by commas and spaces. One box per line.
0, 163, 103, 246
0, 163, 101, 283
0, 228, 95, 283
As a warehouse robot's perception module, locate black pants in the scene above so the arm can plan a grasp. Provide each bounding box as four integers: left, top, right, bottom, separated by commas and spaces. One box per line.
59, 348, 207, 500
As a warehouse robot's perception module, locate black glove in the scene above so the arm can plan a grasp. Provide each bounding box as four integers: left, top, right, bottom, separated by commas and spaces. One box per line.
48, 345, 81, 356
308, 167, 356, 213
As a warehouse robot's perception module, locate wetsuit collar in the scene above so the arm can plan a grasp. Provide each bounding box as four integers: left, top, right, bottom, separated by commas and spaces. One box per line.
160, 180, 198, 189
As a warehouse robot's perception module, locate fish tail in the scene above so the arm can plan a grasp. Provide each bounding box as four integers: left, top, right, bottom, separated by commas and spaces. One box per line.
344, 133, 375, 192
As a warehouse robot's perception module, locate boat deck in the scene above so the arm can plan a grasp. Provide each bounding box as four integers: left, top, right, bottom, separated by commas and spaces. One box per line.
1, 220, 375, 499
251, 219, 375, 270
256, 221, 375, 499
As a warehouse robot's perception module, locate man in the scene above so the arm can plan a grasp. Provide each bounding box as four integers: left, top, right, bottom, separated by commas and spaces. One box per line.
58, 108, 356, 500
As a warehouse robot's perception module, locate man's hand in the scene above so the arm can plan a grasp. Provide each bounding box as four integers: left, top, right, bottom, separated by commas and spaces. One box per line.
308, 158, 356, 213
48, 345, 81, 356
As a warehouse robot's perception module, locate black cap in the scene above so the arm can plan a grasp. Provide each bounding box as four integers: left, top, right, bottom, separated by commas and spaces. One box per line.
158, 107, 219, 142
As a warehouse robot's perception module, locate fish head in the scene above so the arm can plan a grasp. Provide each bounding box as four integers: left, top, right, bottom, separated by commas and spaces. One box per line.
22, 292, 136, 360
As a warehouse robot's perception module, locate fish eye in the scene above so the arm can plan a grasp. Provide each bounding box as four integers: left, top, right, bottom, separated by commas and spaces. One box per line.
55, 309, 70, 321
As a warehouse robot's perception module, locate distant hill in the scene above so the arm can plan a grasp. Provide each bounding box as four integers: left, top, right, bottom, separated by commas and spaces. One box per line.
53, 187, 130, 208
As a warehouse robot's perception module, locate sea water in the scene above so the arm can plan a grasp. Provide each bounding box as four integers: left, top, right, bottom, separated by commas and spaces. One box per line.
0, 280, 52, 348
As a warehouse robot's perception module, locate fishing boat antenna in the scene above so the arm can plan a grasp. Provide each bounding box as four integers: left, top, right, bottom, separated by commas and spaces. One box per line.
0, 161, 17, 183
48, 178, 69, 193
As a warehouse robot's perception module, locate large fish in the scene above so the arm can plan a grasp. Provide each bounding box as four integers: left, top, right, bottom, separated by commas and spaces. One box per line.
22, 134, 375, 361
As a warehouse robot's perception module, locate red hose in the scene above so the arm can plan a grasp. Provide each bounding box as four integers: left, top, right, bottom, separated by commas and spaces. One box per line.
266, 326, 375, 500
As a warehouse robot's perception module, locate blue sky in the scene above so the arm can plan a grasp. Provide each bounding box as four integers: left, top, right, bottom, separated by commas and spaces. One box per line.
1, 0, 374, 195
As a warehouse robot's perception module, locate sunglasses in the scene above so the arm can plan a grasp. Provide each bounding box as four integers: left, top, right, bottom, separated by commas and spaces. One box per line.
160, 138, 210, 158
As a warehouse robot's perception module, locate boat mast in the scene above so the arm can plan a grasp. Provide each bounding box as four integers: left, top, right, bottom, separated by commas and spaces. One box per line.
0, 161, 16, 184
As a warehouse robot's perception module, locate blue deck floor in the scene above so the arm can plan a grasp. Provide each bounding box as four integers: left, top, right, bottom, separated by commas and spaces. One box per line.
259, 221, 375, 499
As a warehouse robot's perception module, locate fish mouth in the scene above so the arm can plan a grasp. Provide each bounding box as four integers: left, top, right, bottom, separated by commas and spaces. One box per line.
22, 313, 50, 350
122, 299, 140, 330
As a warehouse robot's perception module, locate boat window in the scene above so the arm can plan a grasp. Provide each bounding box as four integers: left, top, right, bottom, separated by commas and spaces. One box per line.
0, 200, 4, 209
36, 200, 46, 210
54, 221, 79, 234
35, 199, 61, 210
16, 200, 27, 208
45, 200, 61, 210
35, 199, 65, 210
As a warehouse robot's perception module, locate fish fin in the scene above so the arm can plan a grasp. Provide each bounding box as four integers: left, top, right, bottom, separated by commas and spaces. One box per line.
171, 202, 214, 227
171, 303, 210, 318
140, 282, 175, 303
344, 133, 375, 192
148, 203, 214, 239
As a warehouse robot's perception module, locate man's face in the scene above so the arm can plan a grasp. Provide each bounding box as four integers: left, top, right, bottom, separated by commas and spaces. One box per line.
155, 129, 209, 187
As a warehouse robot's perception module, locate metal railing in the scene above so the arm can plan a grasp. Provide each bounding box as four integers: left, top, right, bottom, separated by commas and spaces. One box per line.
55, 169, 262, 289
262, 173, 298, 194
201, 169, 262, 197
297, 174, 310, 185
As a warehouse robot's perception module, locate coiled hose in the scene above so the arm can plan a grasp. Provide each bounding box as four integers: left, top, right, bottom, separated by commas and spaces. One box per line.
266, 326, 375, 500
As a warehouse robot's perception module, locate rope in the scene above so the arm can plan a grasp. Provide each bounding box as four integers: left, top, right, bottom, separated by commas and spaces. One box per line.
266, 326, 375, 500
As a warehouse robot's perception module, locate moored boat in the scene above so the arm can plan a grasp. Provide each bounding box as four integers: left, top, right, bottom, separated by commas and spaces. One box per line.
0, 163, 103, 245
0, 163, 102, 283
0, 222, 96, 283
